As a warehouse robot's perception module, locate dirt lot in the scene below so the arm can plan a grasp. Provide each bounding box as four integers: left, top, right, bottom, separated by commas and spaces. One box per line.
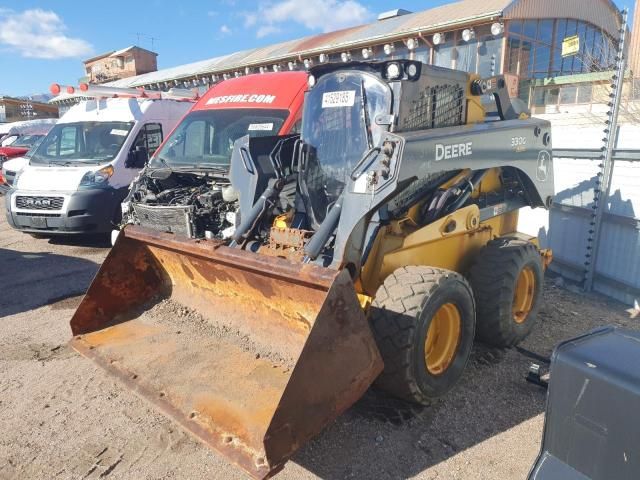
0, 209, 637, 480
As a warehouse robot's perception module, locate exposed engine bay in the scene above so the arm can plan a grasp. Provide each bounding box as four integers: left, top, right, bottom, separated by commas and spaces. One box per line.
123, 169, 239, 240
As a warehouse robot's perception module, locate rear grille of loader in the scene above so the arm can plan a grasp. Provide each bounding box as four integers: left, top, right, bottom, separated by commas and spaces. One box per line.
133, 204, 194, 237
15, 196, 64, 210
402, 84, 465, 131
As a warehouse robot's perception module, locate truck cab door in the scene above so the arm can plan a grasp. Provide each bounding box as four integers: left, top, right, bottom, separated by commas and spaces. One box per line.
125, 123, 163, 169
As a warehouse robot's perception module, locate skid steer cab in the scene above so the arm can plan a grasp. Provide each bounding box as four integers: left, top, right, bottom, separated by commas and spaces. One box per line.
70, 60, 554, 479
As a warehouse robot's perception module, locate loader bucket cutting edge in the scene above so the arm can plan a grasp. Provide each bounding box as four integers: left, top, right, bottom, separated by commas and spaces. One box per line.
69, 225, 383, 479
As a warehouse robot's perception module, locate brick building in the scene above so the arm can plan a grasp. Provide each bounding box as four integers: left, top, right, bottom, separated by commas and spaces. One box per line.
83, 46, 158, 84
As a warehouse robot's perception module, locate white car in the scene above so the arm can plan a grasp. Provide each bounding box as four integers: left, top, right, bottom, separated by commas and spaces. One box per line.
1, 155, 28, 191
1, 137, 44, 191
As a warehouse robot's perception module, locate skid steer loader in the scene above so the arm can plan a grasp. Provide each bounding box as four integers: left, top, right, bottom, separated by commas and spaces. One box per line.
70, 60, 554, 478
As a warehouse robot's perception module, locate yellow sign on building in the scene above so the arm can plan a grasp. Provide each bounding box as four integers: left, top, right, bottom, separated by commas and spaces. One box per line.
562, 35, 580, 57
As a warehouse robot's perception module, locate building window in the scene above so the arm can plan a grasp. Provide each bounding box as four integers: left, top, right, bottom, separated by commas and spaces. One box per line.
411, 45, 431, 65
388, 43, 409, 61
577, 84, 593, 103
532, 84, 594, 107
545, 87, 560, 106
433, 33, 456, 69
506, 37, 521, 74
559, 85, 578, 104
456, 32, 478, 73
532, 87, 546, 106
477, 24, 503, 77
506, 18, 617, 79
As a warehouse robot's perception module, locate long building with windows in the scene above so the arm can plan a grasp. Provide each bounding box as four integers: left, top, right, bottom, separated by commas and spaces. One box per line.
52, 0, 629, 111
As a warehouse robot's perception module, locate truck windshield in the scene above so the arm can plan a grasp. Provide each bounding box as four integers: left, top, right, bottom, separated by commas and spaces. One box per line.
150, 108, 289, 169
301, 71, 391, 225
30, 121, 134, 165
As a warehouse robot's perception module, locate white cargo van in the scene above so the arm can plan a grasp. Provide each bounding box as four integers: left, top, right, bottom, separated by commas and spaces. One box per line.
5, 88, 193, 235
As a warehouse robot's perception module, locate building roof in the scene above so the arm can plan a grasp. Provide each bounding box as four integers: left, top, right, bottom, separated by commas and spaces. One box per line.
56, 0, 621, 102
83, 50, 116, 64
104, 0, 512, 88
503, 0, 622, 40
109, 45, 158, 57
84, 45, 158, 64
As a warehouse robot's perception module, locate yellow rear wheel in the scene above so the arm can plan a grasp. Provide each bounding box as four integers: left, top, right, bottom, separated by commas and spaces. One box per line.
469, 238, 544, 347
513, 267, 536, 324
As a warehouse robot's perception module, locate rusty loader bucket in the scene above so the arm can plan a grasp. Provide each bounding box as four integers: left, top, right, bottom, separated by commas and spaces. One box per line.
69, 225, 382, 478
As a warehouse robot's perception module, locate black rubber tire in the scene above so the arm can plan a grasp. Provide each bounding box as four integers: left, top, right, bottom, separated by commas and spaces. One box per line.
370, 266, 476, 405
469, 238, 544, 348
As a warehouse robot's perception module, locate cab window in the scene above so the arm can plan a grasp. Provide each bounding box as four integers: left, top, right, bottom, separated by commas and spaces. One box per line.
133, 123, 163, 156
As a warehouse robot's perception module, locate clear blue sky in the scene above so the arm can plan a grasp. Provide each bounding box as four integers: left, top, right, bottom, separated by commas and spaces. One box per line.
0, 0, 633, 96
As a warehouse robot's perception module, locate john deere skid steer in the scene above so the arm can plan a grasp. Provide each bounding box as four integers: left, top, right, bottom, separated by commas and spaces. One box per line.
70, 60, 554, 478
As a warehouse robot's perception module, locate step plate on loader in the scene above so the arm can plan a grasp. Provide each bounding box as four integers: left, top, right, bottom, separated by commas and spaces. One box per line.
70, 226, 383, 479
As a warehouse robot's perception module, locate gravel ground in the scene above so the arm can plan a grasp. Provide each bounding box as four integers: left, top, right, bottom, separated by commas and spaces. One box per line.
0, 208, 637, 480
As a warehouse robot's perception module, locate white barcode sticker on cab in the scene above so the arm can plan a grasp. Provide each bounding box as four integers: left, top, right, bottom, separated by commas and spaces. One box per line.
353, 172, 368, 193
322, 90, 356, 108
110, 129, 128, 136
247, 123, 274, 131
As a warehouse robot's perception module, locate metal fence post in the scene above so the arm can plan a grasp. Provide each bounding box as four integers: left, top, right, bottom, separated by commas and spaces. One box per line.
583, 8, 629, 292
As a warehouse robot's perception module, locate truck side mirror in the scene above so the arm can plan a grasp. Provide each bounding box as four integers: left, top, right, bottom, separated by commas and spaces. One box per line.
126, 146, 148, 168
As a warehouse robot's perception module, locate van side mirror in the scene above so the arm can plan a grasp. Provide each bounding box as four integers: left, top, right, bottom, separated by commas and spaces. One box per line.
126, 146, 148, 168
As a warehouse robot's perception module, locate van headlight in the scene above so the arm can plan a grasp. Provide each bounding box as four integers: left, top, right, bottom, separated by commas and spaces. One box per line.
79, 165, 114, 188
12, 169, 23, 187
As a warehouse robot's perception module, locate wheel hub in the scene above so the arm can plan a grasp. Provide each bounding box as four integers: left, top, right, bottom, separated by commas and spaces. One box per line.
513, 266, 536, 324
424, 303, 461, 375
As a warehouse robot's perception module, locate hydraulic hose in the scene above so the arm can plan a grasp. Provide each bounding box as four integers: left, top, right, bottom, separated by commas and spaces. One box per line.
231, 178, 283, 245
443, 169, 488, 215
303, 195, 343, 261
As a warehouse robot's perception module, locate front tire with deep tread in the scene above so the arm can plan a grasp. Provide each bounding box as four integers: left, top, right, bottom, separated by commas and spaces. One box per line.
370, 266, 476, 405
469, 238, 544, 347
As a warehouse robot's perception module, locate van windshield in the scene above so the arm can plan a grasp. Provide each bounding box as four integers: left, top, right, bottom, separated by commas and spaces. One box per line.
150, 108, 289, 169
31, 121, 134, 165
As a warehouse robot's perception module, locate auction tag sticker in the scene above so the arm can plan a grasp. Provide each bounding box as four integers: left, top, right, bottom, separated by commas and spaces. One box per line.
110, 129, 128, 136
247, 123, 274, 131
353, 172, 368, 193
322, 90, 356, 108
